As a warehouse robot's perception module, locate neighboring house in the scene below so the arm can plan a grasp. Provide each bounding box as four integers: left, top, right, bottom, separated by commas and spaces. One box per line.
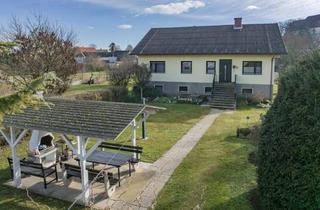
75, 47, 131, 65
97, 50, 131, 64
75, 47, 96, 64
131, 18, 286, 101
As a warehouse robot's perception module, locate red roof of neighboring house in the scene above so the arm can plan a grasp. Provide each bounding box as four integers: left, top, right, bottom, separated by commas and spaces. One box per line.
77, 47, 96, 53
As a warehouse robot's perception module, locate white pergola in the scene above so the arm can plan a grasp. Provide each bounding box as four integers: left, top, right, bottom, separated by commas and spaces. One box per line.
0, 98, 148, 205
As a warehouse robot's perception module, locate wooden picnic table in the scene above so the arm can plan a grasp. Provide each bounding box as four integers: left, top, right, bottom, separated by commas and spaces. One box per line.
76, 150, 132, 186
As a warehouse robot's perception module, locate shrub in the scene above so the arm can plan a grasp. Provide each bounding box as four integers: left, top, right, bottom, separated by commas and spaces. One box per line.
237, 96, 249, 107
236, 127, 251, 139
257, 51, 320, 209
107, 86, 128, 102
248, 125, 261, 146
73, 86, 128, 102
109, 68, 131, 87
247, 93, 265, 105
153, 97, 173, 103
133, 86, 163, 100
74, 92, 102, 101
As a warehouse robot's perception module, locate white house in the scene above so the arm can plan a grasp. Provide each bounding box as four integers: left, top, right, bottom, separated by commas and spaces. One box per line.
131, 18, 286, 103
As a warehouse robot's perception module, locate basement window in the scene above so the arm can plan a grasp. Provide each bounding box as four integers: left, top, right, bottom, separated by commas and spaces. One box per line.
179, 86, 188, 93
242, 88, 253, 94
205, 87, 212, 94
154, 85, 163, 93
243, 61, 262, 75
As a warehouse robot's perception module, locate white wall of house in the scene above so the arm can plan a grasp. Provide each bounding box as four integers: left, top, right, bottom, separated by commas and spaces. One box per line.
138, 54, 276, 86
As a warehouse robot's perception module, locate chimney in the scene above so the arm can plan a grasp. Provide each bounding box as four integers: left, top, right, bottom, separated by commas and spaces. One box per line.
234, 17, 243, 30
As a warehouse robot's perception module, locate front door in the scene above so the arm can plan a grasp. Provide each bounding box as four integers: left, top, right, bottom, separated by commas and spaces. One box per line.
219, 59, 232, 83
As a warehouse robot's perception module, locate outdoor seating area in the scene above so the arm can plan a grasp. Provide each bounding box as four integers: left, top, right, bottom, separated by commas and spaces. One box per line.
7, 157, 59, 189
0, 98, 155, 206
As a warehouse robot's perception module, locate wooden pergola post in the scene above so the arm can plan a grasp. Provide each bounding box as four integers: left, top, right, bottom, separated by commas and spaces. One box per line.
77, 136, 90, 205
10, 127, 21, 187
141, 112, 148, 140
142, 98, 148, 140
0, 127, 28, 188
131, 119, 137, 159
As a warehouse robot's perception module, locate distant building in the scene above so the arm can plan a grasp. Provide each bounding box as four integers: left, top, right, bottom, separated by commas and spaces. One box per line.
75, 47, 97, 64
75, 47, 131, 65
96, 50, 131, 64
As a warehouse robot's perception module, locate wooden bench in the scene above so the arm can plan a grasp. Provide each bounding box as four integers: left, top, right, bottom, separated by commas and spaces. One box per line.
98, 142, 143, 164
62, 163, 116, 197
7, 157, 58, 189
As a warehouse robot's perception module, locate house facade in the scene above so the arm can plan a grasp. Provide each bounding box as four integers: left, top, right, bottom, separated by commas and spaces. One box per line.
132, 18, 286, 100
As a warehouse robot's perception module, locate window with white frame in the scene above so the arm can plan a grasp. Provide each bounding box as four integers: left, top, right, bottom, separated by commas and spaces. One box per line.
243, 61, 262, 75
206, 61, 216, 74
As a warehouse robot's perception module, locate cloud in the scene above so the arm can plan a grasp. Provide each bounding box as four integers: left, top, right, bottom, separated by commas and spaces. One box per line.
70, 0, 320, 22
245, 5, 260, 10
117, 24, 132, 29
87, 25, 95, 30
144, 0, 205, 15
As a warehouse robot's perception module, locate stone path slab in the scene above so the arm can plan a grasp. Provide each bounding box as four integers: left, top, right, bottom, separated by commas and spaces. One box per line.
99, 109, 222, 210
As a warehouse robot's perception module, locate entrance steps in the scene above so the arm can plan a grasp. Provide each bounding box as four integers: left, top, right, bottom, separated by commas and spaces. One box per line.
209, 83, 236, 110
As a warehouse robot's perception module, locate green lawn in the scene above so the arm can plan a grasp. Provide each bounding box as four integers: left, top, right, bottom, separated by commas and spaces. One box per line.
71, 71, 107, 81
64, 81, 110, 96
115, 103, 210, 162
0, 103, 209, 209
155, 106, 266, 210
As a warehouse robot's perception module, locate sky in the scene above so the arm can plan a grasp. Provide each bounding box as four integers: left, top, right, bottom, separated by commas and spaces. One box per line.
0, 0, 320, 49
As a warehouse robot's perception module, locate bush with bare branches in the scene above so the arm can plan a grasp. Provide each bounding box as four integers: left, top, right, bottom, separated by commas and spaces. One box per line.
0, 15, 77, 93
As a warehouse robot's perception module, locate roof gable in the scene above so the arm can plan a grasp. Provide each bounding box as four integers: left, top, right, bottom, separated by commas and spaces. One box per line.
131, 24, 286, 55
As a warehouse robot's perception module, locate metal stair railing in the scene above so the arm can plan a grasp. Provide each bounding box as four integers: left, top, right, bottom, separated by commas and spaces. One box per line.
211, 70, 216, 96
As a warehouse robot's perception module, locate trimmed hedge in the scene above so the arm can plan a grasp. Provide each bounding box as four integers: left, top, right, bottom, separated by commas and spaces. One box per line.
258, 51, 320, 209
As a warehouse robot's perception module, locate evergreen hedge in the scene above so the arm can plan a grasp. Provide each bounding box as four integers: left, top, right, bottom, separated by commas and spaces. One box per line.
258, 51, 320, 209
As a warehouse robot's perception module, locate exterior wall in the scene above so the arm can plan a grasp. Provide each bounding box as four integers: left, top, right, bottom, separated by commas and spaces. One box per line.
138, 54, 277, 99
150, 81, 213, 96
236, 84, 273, 99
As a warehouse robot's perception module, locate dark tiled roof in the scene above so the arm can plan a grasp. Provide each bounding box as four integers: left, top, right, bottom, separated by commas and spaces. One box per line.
3, 98, 145, 140
131, 24, 287, 55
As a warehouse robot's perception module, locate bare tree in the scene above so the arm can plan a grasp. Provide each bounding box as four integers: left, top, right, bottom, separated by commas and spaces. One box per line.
85, 54, 106, 72
276, 21, 320, 72
125, 44, 133, 52
109, 42, 116, 57
131, 64, 151, 102
109, 58, 151, 101
109, 58, 133, 87
0, 15, 78, 93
